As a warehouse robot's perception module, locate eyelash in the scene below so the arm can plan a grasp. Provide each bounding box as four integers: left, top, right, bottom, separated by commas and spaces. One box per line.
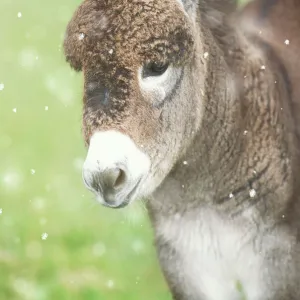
142, 62, 169, 78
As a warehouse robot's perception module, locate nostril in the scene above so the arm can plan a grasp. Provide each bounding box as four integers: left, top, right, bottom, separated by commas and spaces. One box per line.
114, 168, 127, 189
102, 167, 127, 191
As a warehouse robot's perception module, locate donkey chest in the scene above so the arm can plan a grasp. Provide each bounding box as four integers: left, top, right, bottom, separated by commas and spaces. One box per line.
157, 212, 265, 300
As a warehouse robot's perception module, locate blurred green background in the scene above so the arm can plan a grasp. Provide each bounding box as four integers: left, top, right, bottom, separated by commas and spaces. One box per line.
0, 0, 248, 299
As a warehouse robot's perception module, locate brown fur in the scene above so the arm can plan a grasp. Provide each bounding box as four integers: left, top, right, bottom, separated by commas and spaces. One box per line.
64, 0, 194, 143
64, 0, 300, 299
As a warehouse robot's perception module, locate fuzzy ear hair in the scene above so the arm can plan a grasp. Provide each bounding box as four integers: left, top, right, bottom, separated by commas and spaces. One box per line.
204, 0, 238, 14
175, 0, 199, 21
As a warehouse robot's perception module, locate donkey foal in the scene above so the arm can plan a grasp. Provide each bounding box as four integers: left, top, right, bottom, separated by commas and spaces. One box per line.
64, 0, 300, 299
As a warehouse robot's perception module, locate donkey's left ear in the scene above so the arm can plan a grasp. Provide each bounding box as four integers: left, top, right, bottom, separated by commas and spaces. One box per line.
176, 0, 199, 22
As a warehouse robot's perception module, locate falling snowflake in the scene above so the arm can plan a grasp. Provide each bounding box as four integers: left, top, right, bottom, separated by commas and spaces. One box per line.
243, 130, 248, 136
131, 239, 145, 254
183, 161, 188, 165
2, 169, 23, 190
19, 48, 39, 70
203, 52, 209, 59
17, 12, 22, 18
32, 197, 46, 211
282, 214, 285, 219
30, 169, 36, 175
39, 218, 47, 226
284, 39, 290, 45
92, 242, 106, 257
0, 83, 4, 91
229, 193, 234, 199
253, 170, 257, 175
41, 232, 48, 240
12, 108, 17, 113
249, 189, 256, 198
45, 106, 48, 111
108, 49, 114, 54
106, 280, 114, 289
261, 65, 266, 70
78, 33, 85, 40
0, 208, 2, 215
73, 157, 84, 172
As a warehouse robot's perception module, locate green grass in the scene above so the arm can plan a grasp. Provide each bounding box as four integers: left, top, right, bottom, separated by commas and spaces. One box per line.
0, 0, 248, 299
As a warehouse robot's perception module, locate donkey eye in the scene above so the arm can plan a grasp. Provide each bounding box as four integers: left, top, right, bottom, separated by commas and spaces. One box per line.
142, 62, 169, 78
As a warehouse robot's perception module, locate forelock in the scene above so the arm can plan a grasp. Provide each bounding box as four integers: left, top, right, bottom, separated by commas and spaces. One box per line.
63, 0, 194, 72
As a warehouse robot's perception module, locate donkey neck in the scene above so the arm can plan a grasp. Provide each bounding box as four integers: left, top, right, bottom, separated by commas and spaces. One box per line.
150, 26, 295, 224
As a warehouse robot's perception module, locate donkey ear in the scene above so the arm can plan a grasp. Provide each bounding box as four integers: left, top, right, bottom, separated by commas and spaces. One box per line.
204, 0, 238, 14
176, 0, 199, 21
177, 0, 238, 22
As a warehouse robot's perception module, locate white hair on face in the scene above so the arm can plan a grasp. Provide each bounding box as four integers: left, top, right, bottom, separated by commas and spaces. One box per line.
82, 130, 151, 205
138, 66, 182, 106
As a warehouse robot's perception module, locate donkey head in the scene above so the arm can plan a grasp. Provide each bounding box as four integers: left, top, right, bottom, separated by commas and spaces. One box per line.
64, 0, 208, 208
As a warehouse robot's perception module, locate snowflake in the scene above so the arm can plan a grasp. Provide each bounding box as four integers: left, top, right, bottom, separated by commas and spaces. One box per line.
12, 108, 17, 113
0, 208, 2, 215
32, 197, 46, 211
19, 48, 39, 70
249, 189, 256, 198
41, 232, 48, 240
229, 193, 234, 199
131, 239, 145, 254
243, 130, 248, 136
39, 218, 47, 226
284, 39, 290, 45
2, 169, 23, 190
30, 169, 36, 175
0, 83, 4, 91
106, 280, 114, 289
17, 12, 22, 18
92, 242, 106, 257
108, 49, 114, 54
78, 33, 85, 40
73, 157, 84, 172
203, 52, 209, 59
183, 161, 188, 165
45, 106, 48, 111
260, 65, 266, 70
